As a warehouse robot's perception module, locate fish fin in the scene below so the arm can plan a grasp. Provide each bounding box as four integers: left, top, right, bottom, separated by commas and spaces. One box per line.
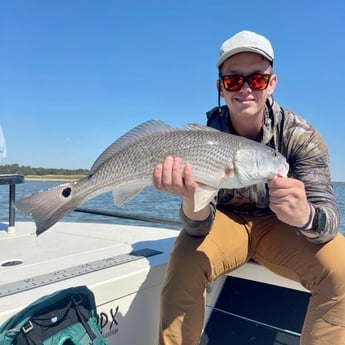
91, 120, 176, 173
193, 185, 218, 212
219, 174, 246, 189
15, 182, 84, 236
112, 186, 145, 206
184, 123, 219, 132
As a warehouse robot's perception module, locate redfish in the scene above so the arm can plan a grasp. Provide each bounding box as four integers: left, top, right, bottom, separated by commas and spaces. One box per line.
16, 120, 288, 235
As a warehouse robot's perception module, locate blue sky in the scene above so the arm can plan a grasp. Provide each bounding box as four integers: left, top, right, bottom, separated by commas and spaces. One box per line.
1, 1, 344, 181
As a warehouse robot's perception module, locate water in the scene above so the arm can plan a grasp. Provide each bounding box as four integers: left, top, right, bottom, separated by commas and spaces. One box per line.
1, 181, 344, 234
0, 181, 182, 230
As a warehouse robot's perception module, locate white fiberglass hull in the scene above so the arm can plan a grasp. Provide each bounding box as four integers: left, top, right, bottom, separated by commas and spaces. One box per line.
0, 221, 309, 344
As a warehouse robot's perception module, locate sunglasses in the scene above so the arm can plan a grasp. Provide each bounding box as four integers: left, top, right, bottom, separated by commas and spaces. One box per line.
219, 73, 272, 92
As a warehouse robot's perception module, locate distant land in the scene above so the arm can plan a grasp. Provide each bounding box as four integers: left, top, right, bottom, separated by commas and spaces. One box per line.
0, 164, 89, 180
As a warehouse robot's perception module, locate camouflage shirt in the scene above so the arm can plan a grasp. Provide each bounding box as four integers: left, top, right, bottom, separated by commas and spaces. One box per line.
180, 100, 339, 243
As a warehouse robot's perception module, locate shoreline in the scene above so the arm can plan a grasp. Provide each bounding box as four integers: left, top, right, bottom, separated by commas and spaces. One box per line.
24, 175, 86, 182
25, 178, 77, 182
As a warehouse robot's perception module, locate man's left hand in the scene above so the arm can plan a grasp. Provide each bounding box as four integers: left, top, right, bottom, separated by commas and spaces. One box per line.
268, 176, 313, 228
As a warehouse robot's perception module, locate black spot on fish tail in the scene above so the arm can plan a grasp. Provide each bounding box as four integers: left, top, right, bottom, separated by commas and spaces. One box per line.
61, 187, 72, 198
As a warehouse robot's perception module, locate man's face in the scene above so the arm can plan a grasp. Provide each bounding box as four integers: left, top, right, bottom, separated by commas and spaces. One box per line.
218, 52, 277, 119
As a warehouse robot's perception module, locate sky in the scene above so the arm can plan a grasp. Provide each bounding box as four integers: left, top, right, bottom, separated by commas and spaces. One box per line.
1, 1, 344, 180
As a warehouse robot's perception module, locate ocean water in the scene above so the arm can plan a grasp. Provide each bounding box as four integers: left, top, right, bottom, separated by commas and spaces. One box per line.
1, 181, 344, 234
0, 181, 182, 230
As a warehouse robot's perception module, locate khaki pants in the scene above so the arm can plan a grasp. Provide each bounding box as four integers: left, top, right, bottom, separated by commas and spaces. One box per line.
158, 211, 345, 345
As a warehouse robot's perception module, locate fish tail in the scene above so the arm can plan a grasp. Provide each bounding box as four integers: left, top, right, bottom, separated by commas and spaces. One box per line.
16, 182, 84, 235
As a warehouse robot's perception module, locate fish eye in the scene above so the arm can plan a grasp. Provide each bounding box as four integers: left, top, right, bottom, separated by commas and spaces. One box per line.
62, 187, 72, 198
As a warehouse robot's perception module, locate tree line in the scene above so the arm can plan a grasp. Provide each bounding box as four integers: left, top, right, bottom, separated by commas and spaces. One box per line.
0, 164, 89, 176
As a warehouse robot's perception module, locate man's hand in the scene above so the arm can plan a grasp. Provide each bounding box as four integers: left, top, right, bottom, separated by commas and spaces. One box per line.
152, 156, 210, 221
268, 176, 314, 229
153, 156, 196, 197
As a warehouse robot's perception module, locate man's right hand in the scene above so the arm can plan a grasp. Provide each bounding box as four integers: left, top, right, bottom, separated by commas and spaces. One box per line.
153, 156, 210, 221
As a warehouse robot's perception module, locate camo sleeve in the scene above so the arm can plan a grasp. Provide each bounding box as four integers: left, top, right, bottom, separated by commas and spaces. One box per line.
281, 110, 340, 243
179, 201, 216, 237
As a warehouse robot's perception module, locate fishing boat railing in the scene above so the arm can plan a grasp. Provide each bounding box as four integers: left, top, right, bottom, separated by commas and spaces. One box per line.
75, 207, 181, 228
0, 174, 25, 233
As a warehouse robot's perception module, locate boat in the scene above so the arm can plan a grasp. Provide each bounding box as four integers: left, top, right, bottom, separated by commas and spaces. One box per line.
0, 175, 310, 344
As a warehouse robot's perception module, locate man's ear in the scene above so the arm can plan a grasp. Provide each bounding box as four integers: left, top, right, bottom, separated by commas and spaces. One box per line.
267, 74, 278, 95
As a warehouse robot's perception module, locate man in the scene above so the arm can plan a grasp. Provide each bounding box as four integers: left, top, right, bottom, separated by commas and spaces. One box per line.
153, 30, 345, 345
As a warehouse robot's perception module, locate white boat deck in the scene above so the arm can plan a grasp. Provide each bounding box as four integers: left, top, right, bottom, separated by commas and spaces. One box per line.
0, 221, 308, 344
0, 221, 179, 343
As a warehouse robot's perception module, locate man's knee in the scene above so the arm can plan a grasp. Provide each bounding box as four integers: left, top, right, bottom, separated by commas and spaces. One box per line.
315, 234, 345, 295
165, 230, 212, 285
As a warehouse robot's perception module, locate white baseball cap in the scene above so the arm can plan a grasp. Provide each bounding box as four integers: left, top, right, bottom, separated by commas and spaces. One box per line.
217, 30, 274, 68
